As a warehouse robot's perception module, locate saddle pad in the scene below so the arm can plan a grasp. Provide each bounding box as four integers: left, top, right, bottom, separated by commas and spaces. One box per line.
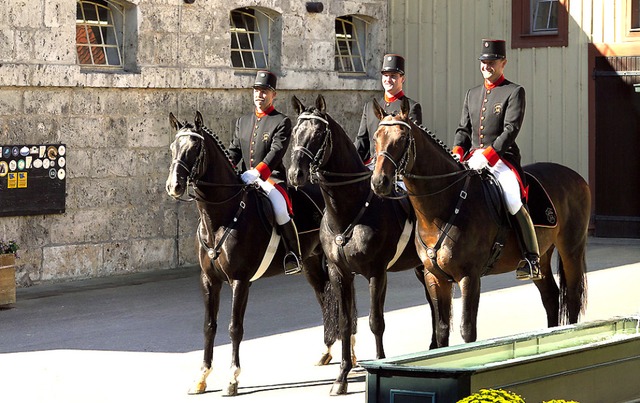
525, 172, 558, 228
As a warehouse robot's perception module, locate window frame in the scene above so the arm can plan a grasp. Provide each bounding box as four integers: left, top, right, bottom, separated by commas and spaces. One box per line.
76, 0, 126, 69
625, 0, 640, 40
229, 7, 271, 70
511, 0, 568, 49
335, 15, 368, 74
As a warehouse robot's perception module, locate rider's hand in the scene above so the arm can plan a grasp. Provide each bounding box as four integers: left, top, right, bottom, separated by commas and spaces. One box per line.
241, 169, 261, 184
467, 152, 489, 170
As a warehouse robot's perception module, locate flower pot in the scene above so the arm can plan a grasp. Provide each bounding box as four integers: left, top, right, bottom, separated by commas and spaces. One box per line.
0, 254, 16, 306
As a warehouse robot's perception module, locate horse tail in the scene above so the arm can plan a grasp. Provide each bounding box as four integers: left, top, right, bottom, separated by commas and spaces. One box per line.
557, 252, 588, 325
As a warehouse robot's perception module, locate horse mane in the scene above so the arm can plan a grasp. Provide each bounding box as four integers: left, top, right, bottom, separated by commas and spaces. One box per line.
195, 121, 240, 175
411, 119, 464, 168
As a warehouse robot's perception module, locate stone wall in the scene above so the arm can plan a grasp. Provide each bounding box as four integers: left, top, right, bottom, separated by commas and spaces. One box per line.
0, 0, 388, 284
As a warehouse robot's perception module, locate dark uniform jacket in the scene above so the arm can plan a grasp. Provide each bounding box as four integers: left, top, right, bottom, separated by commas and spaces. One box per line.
355, 93, 422, 162
453, 76, 525, 170
228, 108, 292, 183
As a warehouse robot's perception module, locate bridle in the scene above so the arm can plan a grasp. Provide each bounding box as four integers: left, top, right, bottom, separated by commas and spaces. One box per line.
293, 111, 372, 187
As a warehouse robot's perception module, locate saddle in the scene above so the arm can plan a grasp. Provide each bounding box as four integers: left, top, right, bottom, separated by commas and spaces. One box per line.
479, 170, 557, 274
254, 182, 324, 234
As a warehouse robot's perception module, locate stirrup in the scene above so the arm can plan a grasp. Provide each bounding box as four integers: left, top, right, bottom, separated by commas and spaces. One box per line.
283, 252, 302, 275
515, 256, 542, 280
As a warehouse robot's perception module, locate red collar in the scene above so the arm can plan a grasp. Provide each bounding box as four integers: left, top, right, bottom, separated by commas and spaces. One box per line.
384, 91, 405, 103
484, 75, 505, 90
255, 105, 275, 118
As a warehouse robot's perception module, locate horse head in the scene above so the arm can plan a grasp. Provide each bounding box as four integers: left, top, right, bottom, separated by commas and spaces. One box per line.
165, 111, 207, 199
288, 94, 332, 187
370, 97, 414, 196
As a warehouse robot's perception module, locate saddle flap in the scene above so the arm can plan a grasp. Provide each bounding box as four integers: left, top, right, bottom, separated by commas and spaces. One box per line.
525, 172, 558, 228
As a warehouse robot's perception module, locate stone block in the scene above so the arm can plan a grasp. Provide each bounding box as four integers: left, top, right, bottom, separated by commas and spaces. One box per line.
42, 244, 103, 281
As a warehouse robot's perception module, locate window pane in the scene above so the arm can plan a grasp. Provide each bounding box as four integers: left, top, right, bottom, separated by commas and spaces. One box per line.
632, 0, 640, 30
532, 0, 558, 32
76, 0, 123, 67
230, 8, 268, 69
335, 16, 365, 73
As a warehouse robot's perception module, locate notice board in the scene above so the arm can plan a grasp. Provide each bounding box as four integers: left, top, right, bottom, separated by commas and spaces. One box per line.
0, 144, 66, 217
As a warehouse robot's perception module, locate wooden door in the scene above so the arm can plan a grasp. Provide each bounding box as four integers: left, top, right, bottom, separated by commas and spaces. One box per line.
594, 56, 640, 238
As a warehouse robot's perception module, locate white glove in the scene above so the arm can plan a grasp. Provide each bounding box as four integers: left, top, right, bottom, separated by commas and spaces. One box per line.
241, 169, 260, 184
467, 151, 489, 170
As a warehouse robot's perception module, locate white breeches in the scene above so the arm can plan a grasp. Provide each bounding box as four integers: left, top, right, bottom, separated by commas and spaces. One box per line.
488, 159, 523, 215
257, 179, 291, 225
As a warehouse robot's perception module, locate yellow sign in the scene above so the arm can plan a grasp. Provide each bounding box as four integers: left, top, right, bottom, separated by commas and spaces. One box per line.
17, 172, 27, 188
7, 173, 17, 188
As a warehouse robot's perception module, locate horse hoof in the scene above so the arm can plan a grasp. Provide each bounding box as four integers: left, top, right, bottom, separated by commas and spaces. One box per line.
330, 381, 348, 396
225, 382, 238, 396
316, 352, 332, 366
187, 381, 207, 395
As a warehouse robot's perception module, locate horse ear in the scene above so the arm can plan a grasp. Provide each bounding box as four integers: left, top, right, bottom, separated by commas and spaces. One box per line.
194, 111, 204, 130
169, 112, 181, 131
372, 98, 386, 121
315, 94, 326, 113
400, 98, 410, 120
291, 95, 304, 115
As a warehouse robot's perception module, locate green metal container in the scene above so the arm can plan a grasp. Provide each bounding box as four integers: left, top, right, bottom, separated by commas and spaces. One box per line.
360, 316, 640, 403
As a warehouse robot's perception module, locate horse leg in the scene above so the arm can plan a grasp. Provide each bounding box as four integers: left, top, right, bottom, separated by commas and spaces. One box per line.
329, 266, 355, 396
459, 274, 481, 343
414, 267, 438, 349
225, 279, 251, 396
303, 255, 339, 366
533, 247, 560, 326
189, 272, 222, 395
368, 273, 388, 359
425, 271, 453, 348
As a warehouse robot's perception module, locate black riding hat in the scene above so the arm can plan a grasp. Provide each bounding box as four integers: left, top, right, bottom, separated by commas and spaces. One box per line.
381, 54, 405, 75
478, 39, 506, 61
253, 70, 277, 91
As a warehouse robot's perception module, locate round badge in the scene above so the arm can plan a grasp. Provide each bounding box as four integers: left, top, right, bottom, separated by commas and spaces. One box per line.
12, 147, 19, 157
9, 160, 17, 171
3, 148, 10, 158
49, 168, 57, 179
58, 169, 66, 180
17, 159, 25, 170
20, 146, 29, 156
0, 161, 8, 177
33, 159, 43, 169
58, 157, 66, 167
47, 146, 58, 160
58, 145, 66, 156
43, 159, 50, 169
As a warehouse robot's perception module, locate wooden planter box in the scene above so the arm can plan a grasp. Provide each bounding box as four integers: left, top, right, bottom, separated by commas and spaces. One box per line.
0, 253, 16, 306
361, 316, 640, 403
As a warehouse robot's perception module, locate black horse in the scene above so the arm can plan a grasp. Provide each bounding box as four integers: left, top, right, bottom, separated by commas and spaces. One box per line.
288, 95, 429, 395
166, 111, 338, 396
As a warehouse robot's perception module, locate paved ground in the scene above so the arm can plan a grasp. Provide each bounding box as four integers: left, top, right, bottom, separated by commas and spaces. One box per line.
1, 237, 639, 403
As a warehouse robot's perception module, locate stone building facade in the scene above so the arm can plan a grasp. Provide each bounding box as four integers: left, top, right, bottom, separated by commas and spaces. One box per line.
0, 0, 388, 284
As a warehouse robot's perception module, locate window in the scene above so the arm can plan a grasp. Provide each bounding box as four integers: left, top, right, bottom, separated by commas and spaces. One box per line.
628, 0, 640, 39
335, 16, 368, 73
512, 0, 568, 49
532, 0, 558, 32
230, 8, 270, 69
76, 0, 126, 68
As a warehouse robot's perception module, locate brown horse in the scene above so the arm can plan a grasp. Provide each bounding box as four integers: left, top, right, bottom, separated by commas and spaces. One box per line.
165, 111, 336, 396
288, 95, 429, 395
370, 98, 590, 348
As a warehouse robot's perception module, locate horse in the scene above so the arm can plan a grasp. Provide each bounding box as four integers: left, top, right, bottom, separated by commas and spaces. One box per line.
288, 95, 429, 395
370, 97, 590, 348
165, 111, 338, 396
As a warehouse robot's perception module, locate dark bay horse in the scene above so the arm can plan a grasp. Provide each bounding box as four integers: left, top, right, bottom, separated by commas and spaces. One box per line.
288, 95, 429, 395
165, 111, 335, 396
370, 98, 590, 348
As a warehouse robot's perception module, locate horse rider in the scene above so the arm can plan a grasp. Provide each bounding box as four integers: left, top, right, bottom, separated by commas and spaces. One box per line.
451, 39, 542, 281
355, 54, 423, 170
228, 70, 302, 275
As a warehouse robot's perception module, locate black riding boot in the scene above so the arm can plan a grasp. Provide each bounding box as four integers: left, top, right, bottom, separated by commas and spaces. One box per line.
512, 206, 542, 280
280, 219, 302, 275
